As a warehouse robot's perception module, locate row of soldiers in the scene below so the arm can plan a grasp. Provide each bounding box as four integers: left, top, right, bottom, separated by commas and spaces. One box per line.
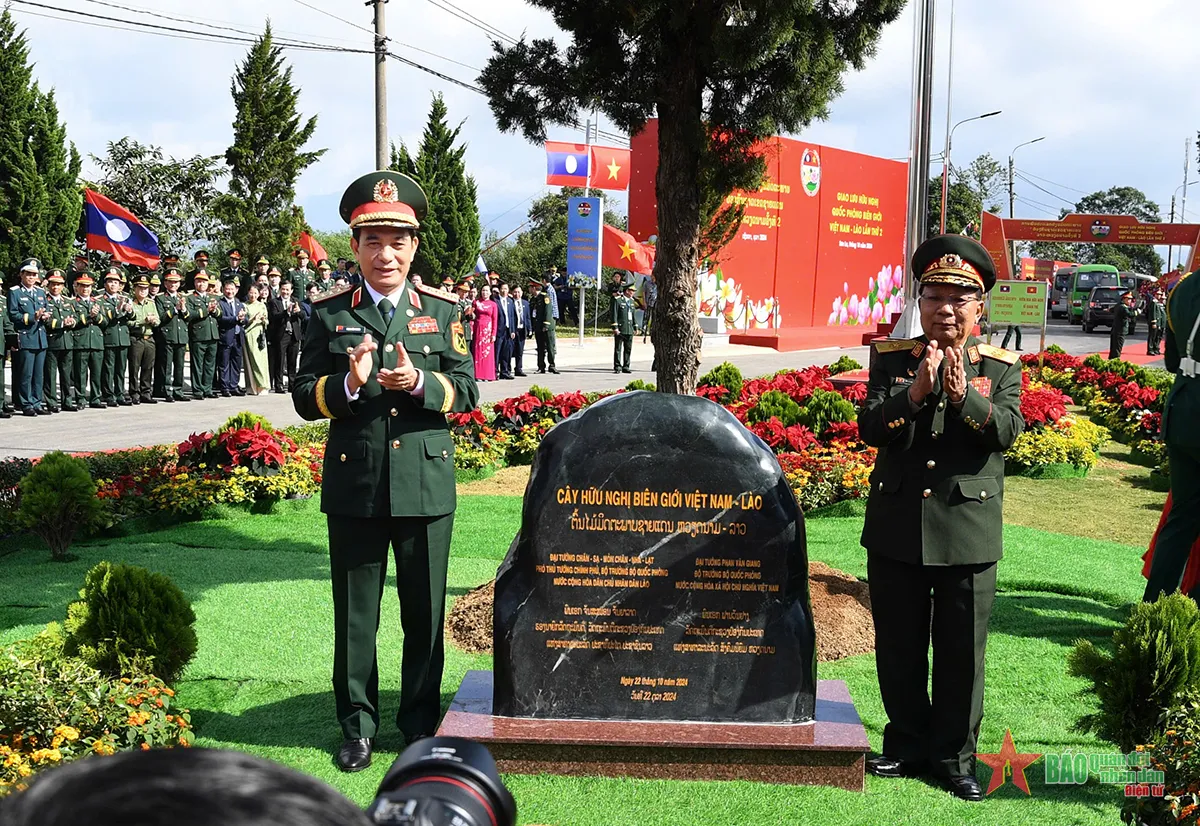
1, 248, 347, 416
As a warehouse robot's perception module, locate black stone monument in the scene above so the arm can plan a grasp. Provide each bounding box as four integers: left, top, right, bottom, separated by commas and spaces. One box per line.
492, 391, 817, 723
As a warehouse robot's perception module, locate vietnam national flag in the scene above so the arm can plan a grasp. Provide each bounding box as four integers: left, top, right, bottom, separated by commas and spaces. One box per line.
601, 224, 655, 274
588, 145, 631, 191
83, 189, 160, 268
293, 231, 328, 264
545, 141, 591, 186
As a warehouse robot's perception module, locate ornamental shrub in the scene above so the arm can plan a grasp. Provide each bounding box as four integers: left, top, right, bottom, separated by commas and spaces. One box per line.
698, 361, 743, 403
1046, 343, 1066, 355
218, 411, 274, 434
827, 355, 863, 375
746, 389, 803, 427
529, 385, 554, 403
625, 379, 656, 392
1122, 690, 1200, 826
283, 421, 330, 445
16, 452, 107, 562
0, 626, 193, 797
797, 388, 857, 437
64, 562, 198, 685
1068, 593, 1200, 754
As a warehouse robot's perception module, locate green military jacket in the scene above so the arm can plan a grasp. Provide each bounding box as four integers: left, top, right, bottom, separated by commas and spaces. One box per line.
155, 291, 190, 345
1164, 272, 1200, 447
0, 292, 11, 340
612, 294, 636, 335
45, 294, 77, 351
293, 281, 479, 519
185, 292, 219, 342
311, 276, 336, 295
101, 292, 132, 347
287, 267, 313, 295
858, 336, 1024, 566
531, 290, 554, 327
71, 296, 107, 350
1153, 299, 1167, 328
128, 297, 159, 340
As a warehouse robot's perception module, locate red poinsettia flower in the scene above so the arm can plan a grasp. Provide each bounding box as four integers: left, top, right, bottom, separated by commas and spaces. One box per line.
696, 384, 728, 402
836, 382, 867, 405
177, 431, 213, 457
824, 421, 860, 443
1076, 366, 1100, 385
1019, 386, 1072, 427
549, 391, 588, 418
1116, 381, 1160, 410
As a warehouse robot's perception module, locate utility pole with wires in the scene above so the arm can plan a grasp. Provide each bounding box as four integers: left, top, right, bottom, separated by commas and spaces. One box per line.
370, 0, 389, 169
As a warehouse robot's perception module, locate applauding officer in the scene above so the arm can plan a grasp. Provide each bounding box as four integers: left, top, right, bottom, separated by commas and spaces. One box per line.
858, 235, 1024, 801
293, 171, 479, 773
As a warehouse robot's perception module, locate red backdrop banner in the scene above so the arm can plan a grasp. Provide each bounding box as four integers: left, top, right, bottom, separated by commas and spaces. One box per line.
628, 119, 908, 330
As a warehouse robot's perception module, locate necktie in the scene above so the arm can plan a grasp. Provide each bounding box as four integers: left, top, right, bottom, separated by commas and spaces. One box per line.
379, 298, 394, 321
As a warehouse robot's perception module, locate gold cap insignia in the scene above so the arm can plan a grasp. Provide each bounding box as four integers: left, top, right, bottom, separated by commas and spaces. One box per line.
373, 179, 399, 203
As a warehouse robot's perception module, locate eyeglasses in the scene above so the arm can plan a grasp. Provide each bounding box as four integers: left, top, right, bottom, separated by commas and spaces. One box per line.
918, 294, 981, 309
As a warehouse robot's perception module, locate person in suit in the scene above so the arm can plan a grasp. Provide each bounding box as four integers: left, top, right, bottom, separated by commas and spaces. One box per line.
300, 283, 317, 340
291, 170, 479, 772
216, 279, 247, 396
511, 285, 530, 377
267, 281, 304, 393
70, 274, 106, 409
611, 282, 636, 373
42, 270, 78, 412
1143, 271, 1200, 602
154, 269, 191, 403
186, 273, 219, 400
8, 259, 50, 416
494, 282, 516, 380
858, 235, 1024, 802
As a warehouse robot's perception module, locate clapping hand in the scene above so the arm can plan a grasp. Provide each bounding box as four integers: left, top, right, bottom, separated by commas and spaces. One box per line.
64, 316, 76, 328
377, 341, 420, 393
908, 340, 944, 405
943, 345, 967, 405
347, 333, 378, 394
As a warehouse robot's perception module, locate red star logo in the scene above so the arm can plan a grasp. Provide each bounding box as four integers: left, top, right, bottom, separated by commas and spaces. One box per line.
976, 730, 1042, 795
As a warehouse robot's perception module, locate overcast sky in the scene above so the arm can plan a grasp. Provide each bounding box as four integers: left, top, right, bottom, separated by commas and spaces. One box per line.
11, 0, 1200, 260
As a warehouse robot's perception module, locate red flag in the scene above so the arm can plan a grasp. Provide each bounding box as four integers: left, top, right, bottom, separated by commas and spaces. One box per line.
83, 189, 160, 268
293, 231, 328, 263
589, 145, 631, 191
602, 224, 655, 274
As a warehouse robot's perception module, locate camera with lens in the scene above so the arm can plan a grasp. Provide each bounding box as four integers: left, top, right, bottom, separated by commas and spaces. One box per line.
367, 737, 516, 826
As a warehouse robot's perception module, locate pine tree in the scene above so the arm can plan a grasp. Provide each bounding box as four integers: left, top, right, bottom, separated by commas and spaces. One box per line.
215, 23, 324, 264
30, 87, 82, 267
0, 11, 44, 278
389, 94, 480, 282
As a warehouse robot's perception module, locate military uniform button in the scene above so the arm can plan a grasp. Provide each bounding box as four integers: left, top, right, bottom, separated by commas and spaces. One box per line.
922, 489, 932, 498
406, 308, 414, 317
390, 408, 398, 417
339, 454, 346, 462
422, 345, 430, 354
877, 482, 884, 491
385, 343, 394, 353
937, 402, 945, 411
926, 460, 936, 469
441, 449, 448, 458
346, 346, 353, 354
980, 490, 988, 500
391, 439, 400, 449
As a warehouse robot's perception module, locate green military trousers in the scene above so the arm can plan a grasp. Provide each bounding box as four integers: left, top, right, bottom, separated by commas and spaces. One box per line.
867, 552, 997, 778
189, 341, 216, 398
72, 349, 103, 407
102, 345, 128, 404
327, 513, 452, 741
1144, 442, 1200, 601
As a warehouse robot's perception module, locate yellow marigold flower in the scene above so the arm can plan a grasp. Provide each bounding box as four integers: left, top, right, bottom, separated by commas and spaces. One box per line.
53, 726, 80, 742
51, 735, 63, 748
30, 748, 61, 764
17, 764, 32, 777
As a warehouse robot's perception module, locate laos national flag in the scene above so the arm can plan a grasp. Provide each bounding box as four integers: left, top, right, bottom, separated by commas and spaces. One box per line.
545, 141, 591, 186
84, 189, 160, 268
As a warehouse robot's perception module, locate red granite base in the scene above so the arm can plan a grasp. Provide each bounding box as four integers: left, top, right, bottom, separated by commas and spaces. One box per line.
436, 671, 869, 791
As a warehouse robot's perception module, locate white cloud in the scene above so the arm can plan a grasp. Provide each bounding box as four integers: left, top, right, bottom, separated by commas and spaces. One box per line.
8, 0, 1199, 267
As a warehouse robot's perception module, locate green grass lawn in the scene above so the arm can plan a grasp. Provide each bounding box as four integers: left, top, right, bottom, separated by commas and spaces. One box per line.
0, 479, 1154, 825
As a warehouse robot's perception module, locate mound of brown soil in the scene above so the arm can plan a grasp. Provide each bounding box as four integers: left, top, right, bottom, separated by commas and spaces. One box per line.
446, 562, 874, 663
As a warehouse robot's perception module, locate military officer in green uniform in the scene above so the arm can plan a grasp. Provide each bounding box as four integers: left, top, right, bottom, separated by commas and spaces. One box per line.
1143, 271, 1200, 602
292, 171, 479, 773
0, 281, 13, 417
186, 273, 219, 400
126, 275, 160, 405
43, 270, 78, 412
220, 248, 250, 300
312, 260, 336, 294
288, 248, 315, 295
189, 250, 211, 281
155, 269, 191, 403
611, 282, 636, 374
1147, 288, 1167, 356
99, 267, 133, 406
70, 275, 106, 409
529, 278, 559, 374
858, 235, 1024, 802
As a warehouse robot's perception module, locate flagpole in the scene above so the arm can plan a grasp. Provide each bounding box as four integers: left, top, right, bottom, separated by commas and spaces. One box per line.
580, 112, 595, 347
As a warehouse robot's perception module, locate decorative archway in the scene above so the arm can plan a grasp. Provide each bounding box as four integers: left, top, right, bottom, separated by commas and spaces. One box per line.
980, 211, 1200, 279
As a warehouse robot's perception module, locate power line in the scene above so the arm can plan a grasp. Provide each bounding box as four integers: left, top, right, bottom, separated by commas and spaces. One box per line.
419, 0, 519, 45
1014, 195, 1061, 217
77, 0, 363, 46
287, 0, 377, 37
1013, 172, 1076, 207
483, 189, 547, 228
1014, 167, 1089, 196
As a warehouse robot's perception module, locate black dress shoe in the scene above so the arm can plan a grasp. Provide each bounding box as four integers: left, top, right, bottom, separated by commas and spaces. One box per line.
131, 397, 140, 405
549, 368, 560, 374
537, 369, 546, 374
515, 371, 526, 377
118, 399, 133, 406
866, 755, 927, 778
614, 368, 621, 374
90, 402, 105, 409
0, 410, 10, 419
621, 368, 631, 373
163, 396, 175, 403
22, 410, 37, 417
336, 738, 373, 772
941, 774, 983, 801
176, 395, 190, 402
142, 397, 156, 404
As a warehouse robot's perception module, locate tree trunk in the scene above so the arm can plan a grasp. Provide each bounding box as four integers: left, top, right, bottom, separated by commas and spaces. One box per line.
650, 52, 704, 395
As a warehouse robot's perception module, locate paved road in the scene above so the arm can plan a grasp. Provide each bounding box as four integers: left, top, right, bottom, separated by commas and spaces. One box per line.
1, 318, 1158, 459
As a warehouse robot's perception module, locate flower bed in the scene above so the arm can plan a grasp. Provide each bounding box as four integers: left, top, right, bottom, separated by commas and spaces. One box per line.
1006, 377, 1108, 478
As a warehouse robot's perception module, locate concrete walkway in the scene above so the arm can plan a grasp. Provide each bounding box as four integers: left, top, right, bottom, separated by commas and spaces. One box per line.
0, 317, 1159, 459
